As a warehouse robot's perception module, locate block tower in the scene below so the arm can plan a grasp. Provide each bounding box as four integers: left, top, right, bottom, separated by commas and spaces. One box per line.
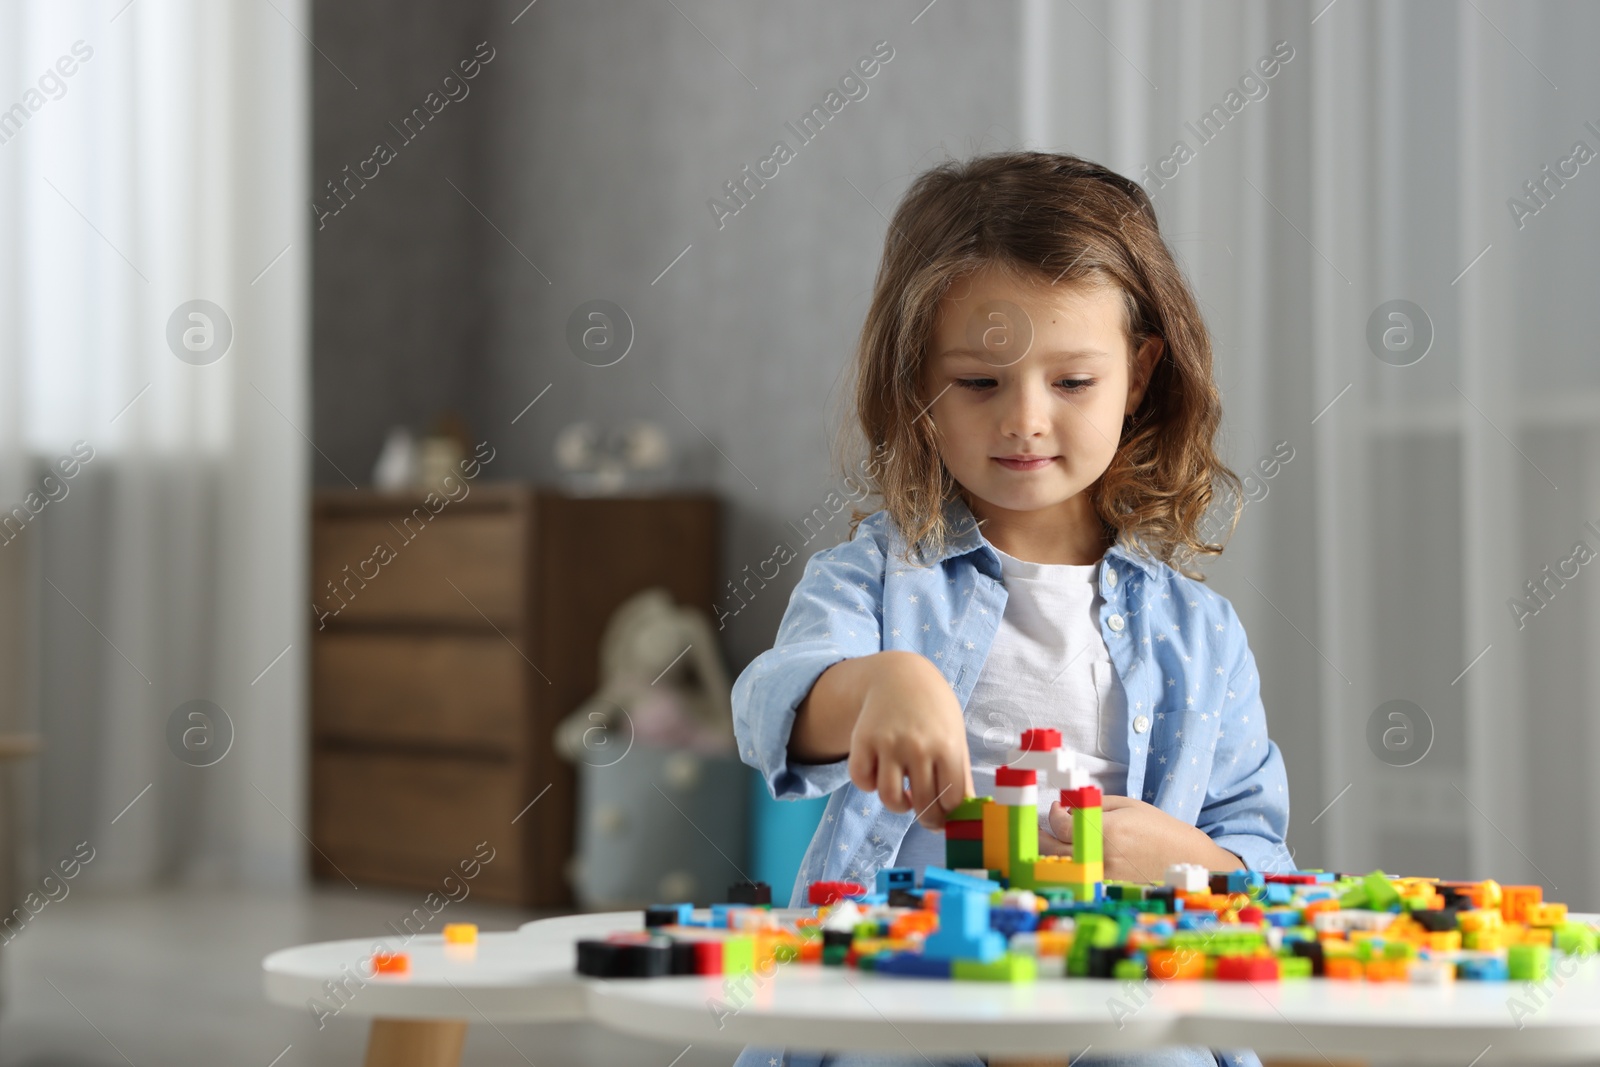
943, 728, 1104, 901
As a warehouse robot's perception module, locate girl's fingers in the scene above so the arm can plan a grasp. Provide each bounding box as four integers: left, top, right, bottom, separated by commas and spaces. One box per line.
848, 746, 876, 795
906, 756, 941, 825
1047, 801, 1074, 840
877, 757, 910, 813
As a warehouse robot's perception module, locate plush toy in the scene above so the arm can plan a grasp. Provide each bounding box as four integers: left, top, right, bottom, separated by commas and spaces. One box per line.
555, 587, 734, 761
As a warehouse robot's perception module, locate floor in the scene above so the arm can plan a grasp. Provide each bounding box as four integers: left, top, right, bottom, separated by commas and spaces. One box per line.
0, 885, 742, 1067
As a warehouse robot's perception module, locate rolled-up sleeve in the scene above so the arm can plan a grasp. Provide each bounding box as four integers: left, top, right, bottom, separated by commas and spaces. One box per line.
1199, 616, 1294, 873
732, 517, 888, 802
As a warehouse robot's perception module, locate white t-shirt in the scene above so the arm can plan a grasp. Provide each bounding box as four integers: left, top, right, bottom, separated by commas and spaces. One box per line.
892, 546, 1129, 874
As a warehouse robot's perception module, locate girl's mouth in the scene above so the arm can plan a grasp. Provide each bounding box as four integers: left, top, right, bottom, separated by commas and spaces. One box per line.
993, 455, 1056, 471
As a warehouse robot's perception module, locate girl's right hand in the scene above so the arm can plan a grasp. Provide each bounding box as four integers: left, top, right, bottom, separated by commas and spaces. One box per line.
845, 651, 976, 831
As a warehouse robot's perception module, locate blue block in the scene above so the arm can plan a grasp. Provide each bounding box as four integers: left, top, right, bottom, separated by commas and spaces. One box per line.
990, 907, 1039, 937
877, 867, 917, 895
875, 950, 955, 978
1264, 910, 1299, 928
923, 866, 1001, 895
651, 902, 694, 925
711, 903, 751, 928
1458, 956, 1508, 981
1226, 870, 1264, 894
1264, 884, 1293, 905
925, 886, 1005, 962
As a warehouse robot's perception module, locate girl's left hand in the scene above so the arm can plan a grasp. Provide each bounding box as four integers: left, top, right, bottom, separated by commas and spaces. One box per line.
1044, 794, 1242, 882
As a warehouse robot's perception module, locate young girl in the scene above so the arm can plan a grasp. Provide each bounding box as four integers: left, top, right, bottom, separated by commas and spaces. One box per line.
730, 151, 1291, 1067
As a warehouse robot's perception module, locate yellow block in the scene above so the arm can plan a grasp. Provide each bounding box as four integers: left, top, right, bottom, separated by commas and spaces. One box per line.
1426, 930, 1462, 953
442, 923, 478, 944
1037, 930, 1073, 956
983, 802, 1011, 876
1029, 857, 1103, 885
1528, 902, 1569, 926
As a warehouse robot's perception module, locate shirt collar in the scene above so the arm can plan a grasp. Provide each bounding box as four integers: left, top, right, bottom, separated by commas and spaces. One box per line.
900, 495, 1164, 580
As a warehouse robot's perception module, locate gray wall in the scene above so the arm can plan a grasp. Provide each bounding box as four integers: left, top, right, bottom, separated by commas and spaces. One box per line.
312, 1, 496, 486
313, 0, 1024, 674
477, 0, 1022, 671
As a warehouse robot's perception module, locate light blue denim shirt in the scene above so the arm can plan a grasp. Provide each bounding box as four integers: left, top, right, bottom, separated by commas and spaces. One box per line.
733, 495, 1293, 911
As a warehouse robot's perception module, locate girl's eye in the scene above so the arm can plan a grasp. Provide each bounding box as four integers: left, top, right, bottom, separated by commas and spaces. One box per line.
952, 378, 1096, 392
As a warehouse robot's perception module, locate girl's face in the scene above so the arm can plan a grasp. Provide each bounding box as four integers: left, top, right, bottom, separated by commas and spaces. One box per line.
922, 265, 1161, 524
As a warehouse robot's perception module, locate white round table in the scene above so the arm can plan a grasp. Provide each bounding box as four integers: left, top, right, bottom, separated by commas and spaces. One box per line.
262, 908, 1600, 1067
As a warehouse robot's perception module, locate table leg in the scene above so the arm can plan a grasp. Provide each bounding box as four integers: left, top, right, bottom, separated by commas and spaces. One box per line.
361, 1019, 468, 1067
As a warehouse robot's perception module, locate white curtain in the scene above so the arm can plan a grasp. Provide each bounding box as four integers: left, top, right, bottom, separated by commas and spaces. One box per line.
1024, 0, 1600, 906
0, 0, 308, 887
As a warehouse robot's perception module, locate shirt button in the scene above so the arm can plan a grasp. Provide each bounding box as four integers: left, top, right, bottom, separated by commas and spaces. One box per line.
1108, 613, 1125, 632
1105, 567, 1118, 587
1133, 715, 1150, 734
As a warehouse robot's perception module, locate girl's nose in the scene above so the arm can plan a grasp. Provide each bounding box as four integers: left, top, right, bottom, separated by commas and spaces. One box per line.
999, 379, 1052, 438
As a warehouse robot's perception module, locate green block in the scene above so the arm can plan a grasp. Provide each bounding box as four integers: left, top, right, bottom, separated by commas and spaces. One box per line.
1363, 871, 1401, 911
1557, 923, 1599, 957
822, 944, 848, 967
1073, 805, 1103, 864
953, 952, 1037, 982
1113, 958, 1146, 980
1278, 956, 1314, 979
950, 796, 993, 820
946, 840, 986, 869
1340, 885, 1370, 909
1069, 915, 1117, 976
1008, 804, 1038, 863
1384, 940, 1416, 960
1509, 943, 1551, 982
724, 936, 755, 975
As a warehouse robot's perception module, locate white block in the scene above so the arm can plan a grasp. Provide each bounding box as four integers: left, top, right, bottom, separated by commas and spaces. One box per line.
993, 785, 1038, 807
1165, 863, 1209, 892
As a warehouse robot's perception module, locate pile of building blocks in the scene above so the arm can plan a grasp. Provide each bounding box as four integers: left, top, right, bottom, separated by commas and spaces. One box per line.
572, 730, 1600, 984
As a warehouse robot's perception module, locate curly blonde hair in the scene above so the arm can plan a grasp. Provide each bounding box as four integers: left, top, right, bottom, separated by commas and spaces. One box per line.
835, 150, 1241, 580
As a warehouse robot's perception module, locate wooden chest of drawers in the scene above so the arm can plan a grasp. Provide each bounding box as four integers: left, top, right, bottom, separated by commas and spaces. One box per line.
308, 485, 720, 907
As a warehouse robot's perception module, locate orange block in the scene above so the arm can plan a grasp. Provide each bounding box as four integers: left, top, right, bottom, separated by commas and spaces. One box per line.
372, 951, 410, 975
1148, 948, 1206, 980
799, 938, 823, 964
1501, 885, 1543, 923
1366, 958, 1408, 982
1302, 899, 1341, 920
1324, 957, 1364, 980
890, 912, 938, 940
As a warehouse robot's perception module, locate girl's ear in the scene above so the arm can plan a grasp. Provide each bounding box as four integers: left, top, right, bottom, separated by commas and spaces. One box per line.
1126, 335, 1165, 415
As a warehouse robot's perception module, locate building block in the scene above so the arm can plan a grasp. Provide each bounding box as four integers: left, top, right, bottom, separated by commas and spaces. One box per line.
729, 880, 773, 906
808, 881, 866, 906
372, 951, 410, 975
953, 952, 1037, 982
924, 887, 1005, 963
876, 868, 916, 896
1166, 864, 1209, 892
1215, 956, 1279, 981
1073, 804, 1103, 864
1509, 943, 1551, 982
442, 923, 478, 944
983, 800, 1011, 874
923, 866, 1001, 895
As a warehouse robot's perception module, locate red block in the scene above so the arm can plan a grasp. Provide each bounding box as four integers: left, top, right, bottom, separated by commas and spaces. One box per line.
1238, 906, 1265, 924
1264, 873, 1319, 884
1021, 728, 1062, 751
808, 880, 867, 906
944, 820, 984, 840
995, 765, 1038, 787
693, 939, 722, 974
1063, 785, 1102, 808
1216, 956, 1279, 981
